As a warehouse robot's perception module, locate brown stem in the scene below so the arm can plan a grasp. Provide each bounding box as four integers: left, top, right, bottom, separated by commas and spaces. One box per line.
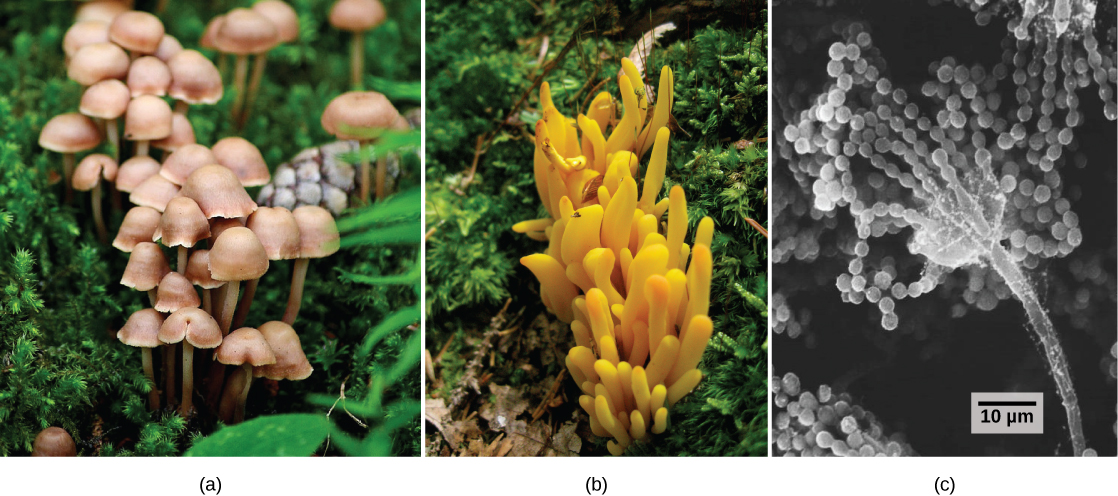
359, 140, 371, 204
204, 358, 227, 413
202, 288, 212, 315
135, 140, 150, 157
92, 185, 107, 244
110, 180, 122, 212
142, 347, 160, 411
231, 55, 249, 122
177, 246, 188, 275
220, 280, 240, 335
217, 52, 228, 81
174, 100, 190, 116
235, 363, 253, 423
231, 278, 259, 330
164, 344, 176, 407
179, 341, 194, 418
106, 118, 120, 162
351, 31, 365, 89
375, 155, 387, 201
282, 258, 309, 324
62, 153, 74, 203
147, 289, 158, 307
218, 364, 245, 423
240, 52, 269, 129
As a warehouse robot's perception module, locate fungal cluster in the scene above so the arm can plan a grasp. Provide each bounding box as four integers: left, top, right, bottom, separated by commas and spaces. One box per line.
513, 59, 715, 455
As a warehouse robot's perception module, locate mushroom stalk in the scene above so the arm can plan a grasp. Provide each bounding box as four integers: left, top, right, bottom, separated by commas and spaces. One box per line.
141, 347, 160, 411
359, 140, 371, 204
231, 55, 249, 121
135, 140, 150, 157
235, 363, 253, 423
147, 289, 158, 307
350, 31, 364, 89
91, 185, 108, 244
282, 258, 309, 324
220, 279, 240, 335
217, 364, 245, 423
231, 278, 259, 330
105, 118, 120, 162
202, 288, 212, 315
240, 53, 269, 129
177, 246, 188, 275
62, 153, 75, 203
179, 342, 195, 417
164, 344, 176, 407
174, 100, 190, 116
375, 155, 387, 201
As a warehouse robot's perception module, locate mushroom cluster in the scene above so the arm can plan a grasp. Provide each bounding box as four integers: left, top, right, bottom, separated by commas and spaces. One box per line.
512, 61, 716, 455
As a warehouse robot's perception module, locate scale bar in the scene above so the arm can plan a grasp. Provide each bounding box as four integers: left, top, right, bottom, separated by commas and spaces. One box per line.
977, 401, 1036, 407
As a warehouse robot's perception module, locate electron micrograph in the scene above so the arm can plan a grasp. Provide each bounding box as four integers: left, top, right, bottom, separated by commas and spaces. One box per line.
772, 0, 1116, 456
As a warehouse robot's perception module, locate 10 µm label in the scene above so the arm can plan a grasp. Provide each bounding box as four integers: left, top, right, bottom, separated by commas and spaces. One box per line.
971, 392, 1043, 434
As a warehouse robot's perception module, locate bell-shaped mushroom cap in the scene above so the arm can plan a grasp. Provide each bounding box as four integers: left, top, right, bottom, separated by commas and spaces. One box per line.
124, 95, 173, 141
160, 307, 222, 348
154, 271, 201, 313
320, 91, 401, 140
68, 41, 130, 86
166, 50, 223, 105
255, 321, 313, 380
153, 34, 183, 62
155, 196, 210, 248
246, 207, 301, 260
329, 0, 386, 32
159, 144, 216, 185
115, 155, 161, 192
215, 8, 279, 55
200, 15, 225, 51
209, 227, 269, 281
117, 308, 166, 348
292, 206, 340, 258
80, 79, 130, 120
73, 154, 118, 191
109, 11, 165, 54
180, 165, 258, 219
39, 113, 102, 153
129, 174, 180, 212
114, 206, 161, 252
31, 427, 77, 457
185, 249, 225, 289
212, 136, 270, 186
121, 242, 171, 290
215, 327, 276, 366
210, 217, 246, 242
253, 1, 300, 43
151, 113, 196, 152
76, 0, 131, 24
126, 56, 171, 97
63, 20, 110, 59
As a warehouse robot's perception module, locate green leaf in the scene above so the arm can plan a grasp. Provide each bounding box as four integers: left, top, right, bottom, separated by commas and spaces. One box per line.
184, 414, 330, 457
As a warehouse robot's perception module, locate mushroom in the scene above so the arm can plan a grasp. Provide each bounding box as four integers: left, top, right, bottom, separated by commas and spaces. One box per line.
209, 227, 269, 335
129, 174, 180, 212
211, 136, 270, 186
117, 308, 165, 410
282, 206, 339, 324
240, 0, 299, 127
215, 8, 278, 123
160, 307, 221, 417
63, 20, 110, 64
233, 207, 300, 328
72, 153, 118, 243
329, 0, 386, 89
76, 0, 130, 24
113, 206, 161, 252
79, 79, 129, 161
121, 241, 171, 305
123, 94, 172, 157
126, 56, 171, 97
255, 320, 312, 381
108, 10, 164, 57
67, 41, 130, 86
159, 143, 217, 185
215, 326, 276, 423
153, 34, 183, 63
321, 91, 401, 202
153, 271, 203, 406
39, 113, 102, 203
31, 427, 78, 456
185, 249, 225, 315
179, 165, 258, 219
155, 197, 210, 273
166, 49, 223, 115
151, 113, 196, 153
200, 15, 227, 76
115, 155, 161, 193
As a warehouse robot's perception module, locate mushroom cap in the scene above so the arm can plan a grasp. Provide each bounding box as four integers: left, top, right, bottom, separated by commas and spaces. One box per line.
124, 94, 173, 141
292, 205, 340, 258
159, 144, 217, 185
209, 217, 246, 242
180, 165, 258, 219
185, 249, 225, 289
215, 8, 279, 55
39, 113, 102, 153
126, 56, 172, 97
160, 307, 222, 348
117, 308, 165, 348
212, 136, 270, 186
155, 196, 210, 248
68, 41, 130, 86
255, 321, 313, 380
209, 227, 269, 281
63, 20, 111, 58
215, 327, 276, 366
72, 154, 118, 191
329, 0, 386, 32
246, 207, 301, 260
167, 49, 223, 105
153, 34, 183, 62
253, 1, 300, 43
114, 206, 162, 252
115, 155, 161, 192
154, 271, 201, 313
129, 174, 180, 212
199, 15, 225, 51
80, 79, 131, 120
320, 91, 401, 139
109, 11, 165, 54
151, 113, 196, 152
121, 242, 171, 290
31, 427, 77, 457
75, 0, 131, 24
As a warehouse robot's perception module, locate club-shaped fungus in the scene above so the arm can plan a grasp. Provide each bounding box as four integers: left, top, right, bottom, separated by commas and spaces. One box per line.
39, 112, 102, 203
283, 206, 339, 324
160, 307, 222, 417
329, 0, 385, 89
72, 153, 118, 243
215, 326, 276, 423
31, 427, 78, 457
117, 308, 166, 410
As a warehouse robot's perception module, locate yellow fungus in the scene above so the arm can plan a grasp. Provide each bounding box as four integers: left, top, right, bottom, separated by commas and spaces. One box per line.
645, 335, 679, 387
599, 335, 620, 365
520, 253, 578, 322
616, 360, 635, 412
667, 368, 703, 407
512, 218, 554, 233
650, 384, 667, 413
569, 346, 600, 382
651, 407, 669, 435
632, 366, 652, 424
637, 127, 670, 213
628, 320, 649, 367
645, 275, 671, 357
668, 315, 713, 384
695, 216, 714, 249
629, 410, 647, 440
636, 66, 674, 156
665, 186, 687, 269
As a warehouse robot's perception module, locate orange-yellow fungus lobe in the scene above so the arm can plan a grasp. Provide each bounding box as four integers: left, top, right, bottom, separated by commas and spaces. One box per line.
644, 335, 680, 387
668, 315, 713, 385
667, 369, 702, 407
